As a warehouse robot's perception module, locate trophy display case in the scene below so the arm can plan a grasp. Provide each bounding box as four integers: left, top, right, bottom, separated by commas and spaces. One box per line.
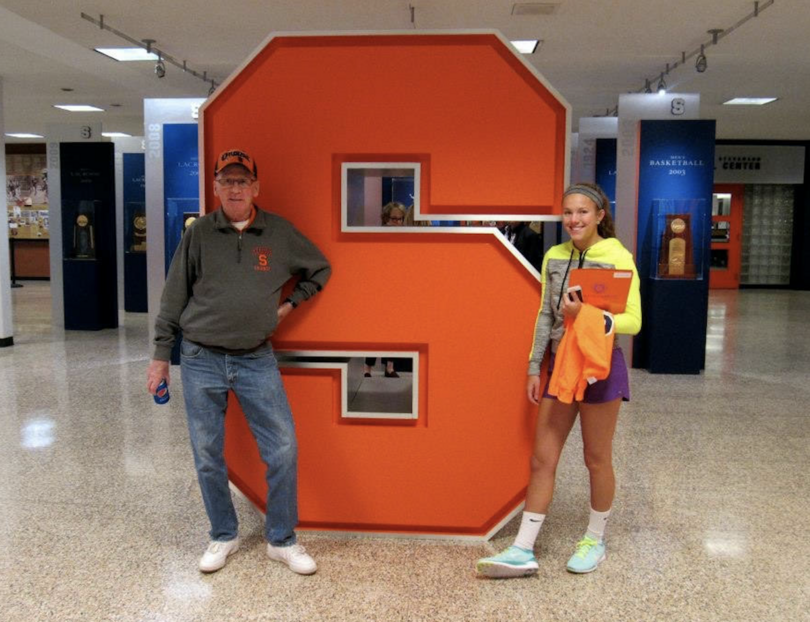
165, 198, 199, 269
637, 197, 710, 375
649, 199, 706, 280
62, 200, 99, 260
124, 201, 148, 313
125, 202, 147, 252
59, 141, 117, 331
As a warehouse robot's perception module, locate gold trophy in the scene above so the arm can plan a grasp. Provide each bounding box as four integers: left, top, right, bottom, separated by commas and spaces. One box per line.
658, 214, 693, 278
73, 214, 95, 258
132, 214, 147, 252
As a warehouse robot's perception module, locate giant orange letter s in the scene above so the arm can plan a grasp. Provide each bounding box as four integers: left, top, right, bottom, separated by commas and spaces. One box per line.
201, 33, 569, 538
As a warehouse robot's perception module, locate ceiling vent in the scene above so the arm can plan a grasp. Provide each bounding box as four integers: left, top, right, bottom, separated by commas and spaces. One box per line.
511, 3, 560, 16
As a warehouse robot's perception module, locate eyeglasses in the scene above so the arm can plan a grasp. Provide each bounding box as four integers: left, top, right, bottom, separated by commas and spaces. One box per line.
388, 216, 405, 223
215, 177, 255, 189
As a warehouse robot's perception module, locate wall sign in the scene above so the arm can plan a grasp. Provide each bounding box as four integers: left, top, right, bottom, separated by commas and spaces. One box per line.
714, 145, 805, 184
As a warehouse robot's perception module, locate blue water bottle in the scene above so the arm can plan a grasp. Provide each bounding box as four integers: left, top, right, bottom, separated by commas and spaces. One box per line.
154, 379, 170, 405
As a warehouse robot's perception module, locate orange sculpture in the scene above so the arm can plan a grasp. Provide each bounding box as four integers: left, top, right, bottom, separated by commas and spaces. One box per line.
200, 32, 568, 538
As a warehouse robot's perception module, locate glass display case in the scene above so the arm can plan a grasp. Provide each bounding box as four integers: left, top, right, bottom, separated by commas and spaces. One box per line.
124, 201, 147, 253
62, 200, 100, 260
649, 198, 706, 280
165, 198, 199, 268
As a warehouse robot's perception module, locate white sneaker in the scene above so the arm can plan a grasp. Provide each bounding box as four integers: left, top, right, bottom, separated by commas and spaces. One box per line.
199, 538, 240, 573
266, 543, 317, 575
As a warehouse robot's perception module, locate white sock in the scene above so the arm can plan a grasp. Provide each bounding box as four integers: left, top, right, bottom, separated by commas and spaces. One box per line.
513, 511, 545, 551
585, 507, 611, 541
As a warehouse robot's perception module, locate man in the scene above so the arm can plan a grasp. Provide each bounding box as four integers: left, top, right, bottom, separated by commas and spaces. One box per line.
146, 149, 331, 575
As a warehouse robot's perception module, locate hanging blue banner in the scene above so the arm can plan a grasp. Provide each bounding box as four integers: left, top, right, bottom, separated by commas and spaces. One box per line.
123, 153, 145, 206
123, 152, 148, 312
163, 123, 199, 272
594, 138, 617, 217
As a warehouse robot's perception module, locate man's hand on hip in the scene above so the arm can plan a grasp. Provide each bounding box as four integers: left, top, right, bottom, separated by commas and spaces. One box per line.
277, 301, 294, 323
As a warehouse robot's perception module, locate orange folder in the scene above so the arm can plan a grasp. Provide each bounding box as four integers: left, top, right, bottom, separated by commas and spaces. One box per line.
568, 268, 633, 314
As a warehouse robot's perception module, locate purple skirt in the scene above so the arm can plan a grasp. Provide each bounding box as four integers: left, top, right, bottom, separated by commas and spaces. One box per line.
542, 347, 630, 404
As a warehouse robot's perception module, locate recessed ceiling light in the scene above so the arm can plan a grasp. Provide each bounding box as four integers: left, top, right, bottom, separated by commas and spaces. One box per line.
511, 39, 542, 54
54, 104, 105, 112
5, 133, 44, 139
101, 132, 132, 138
722, 97, 778, 106
95, 47, 159, 62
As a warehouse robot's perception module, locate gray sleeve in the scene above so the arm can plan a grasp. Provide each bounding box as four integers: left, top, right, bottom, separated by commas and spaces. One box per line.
285, 226, 331, 306
152, 230, 196, 360
527, 278, 554, 375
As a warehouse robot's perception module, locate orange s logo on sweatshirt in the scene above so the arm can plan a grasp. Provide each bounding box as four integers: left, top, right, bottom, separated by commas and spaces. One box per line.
252, 246, 271, 272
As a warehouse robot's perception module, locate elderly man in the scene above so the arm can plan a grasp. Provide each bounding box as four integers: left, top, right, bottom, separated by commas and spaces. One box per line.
147, 149, 331, 575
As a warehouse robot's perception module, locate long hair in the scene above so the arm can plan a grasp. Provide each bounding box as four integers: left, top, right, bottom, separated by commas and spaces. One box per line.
565, 182, 615, 238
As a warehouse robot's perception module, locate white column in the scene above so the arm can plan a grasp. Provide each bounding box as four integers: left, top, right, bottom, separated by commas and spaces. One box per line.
575, 117, 618, 184
0, 77, 14, 346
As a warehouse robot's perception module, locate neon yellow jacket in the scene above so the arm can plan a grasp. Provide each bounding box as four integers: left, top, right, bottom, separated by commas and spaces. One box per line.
527, 238, 641, 375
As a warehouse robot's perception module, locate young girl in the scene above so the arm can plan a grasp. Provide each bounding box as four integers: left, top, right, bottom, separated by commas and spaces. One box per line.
477, 183, 641, 577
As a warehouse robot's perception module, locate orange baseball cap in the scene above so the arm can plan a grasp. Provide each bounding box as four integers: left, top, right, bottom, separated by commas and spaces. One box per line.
214, 149, 258, 176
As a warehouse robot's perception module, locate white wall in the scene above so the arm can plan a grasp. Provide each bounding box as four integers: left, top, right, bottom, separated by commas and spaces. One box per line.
0, 77, 14, 345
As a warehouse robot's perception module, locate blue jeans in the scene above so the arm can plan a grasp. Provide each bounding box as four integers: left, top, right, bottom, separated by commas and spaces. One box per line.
180, 339, 298, 546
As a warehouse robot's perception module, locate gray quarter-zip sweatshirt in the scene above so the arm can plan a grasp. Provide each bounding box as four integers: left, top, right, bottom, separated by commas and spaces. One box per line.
153, 206, 331, 360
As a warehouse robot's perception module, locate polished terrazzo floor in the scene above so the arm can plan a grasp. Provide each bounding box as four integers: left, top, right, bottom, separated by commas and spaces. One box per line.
1, 283, 808, 621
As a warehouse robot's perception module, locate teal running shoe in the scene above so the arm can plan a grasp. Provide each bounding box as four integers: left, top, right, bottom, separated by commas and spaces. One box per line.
476, 545, 539, 578
566, 536, 606, 573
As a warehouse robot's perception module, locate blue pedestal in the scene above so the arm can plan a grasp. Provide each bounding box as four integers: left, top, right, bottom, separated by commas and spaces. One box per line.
124, 251, 148, 312
635, 278, 708, 374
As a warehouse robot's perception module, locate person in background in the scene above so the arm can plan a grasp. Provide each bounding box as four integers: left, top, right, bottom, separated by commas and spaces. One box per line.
381, 201, 407, 226
476, 182, 641, 577
146, 149, 331, 576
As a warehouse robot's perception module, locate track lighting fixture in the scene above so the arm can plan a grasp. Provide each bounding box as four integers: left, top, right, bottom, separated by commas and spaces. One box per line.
81, 13, 218, 91
695, 45, 708, 73
605, 1, 776, 113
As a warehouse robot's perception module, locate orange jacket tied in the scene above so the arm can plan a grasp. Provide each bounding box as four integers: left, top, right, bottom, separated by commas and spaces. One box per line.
548, 304, 615, 404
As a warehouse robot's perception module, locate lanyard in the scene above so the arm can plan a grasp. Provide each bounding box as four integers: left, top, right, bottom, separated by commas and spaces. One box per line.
556, 247, 588, 310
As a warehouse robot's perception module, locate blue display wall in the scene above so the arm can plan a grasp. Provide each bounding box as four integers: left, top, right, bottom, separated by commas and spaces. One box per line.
633, 120, 716, 374
595, 138, 617, 216
163, 123, 199, 273
123, 153, 147, 312
162, 123, 199, 363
